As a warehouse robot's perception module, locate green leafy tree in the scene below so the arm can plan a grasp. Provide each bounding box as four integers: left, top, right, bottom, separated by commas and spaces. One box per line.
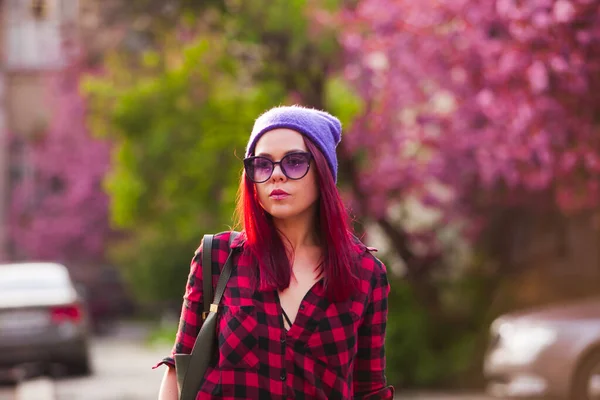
85, 27, 277, 302
85, 2, 344, 304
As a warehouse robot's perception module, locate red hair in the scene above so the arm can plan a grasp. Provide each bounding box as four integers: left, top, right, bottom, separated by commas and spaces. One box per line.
235, 137, 361, 302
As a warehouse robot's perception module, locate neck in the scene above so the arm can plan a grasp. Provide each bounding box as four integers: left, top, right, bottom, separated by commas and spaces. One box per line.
273, 211, 319, 252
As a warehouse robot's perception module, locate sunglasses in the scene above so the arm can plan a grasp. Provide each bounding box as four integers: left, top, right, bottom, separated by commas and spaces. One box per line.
243, 151, 313, 183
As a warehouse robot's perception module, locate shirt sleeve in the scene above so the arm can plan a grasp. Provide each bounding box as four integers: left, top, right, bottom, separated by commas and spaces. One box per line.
152, 243, 205, 370
353, 257, 395, 399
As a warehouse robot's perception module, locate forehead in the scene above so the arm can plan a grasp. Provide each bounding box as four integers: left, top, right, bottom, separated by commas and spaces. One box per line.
254, 128, 306, 156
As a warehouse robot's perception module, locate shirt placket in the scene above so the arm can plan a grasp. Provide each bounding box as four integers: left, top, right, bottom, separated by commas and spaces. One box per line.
280, 330, 289, 397
279, 302, 307, 399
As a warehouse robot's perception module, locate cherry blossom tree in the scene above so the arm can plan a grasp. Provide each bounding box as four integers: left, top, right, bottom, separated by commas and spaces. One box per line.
335, 0, 600, 268
9, 63, 112, 262
322, 0, 600, 385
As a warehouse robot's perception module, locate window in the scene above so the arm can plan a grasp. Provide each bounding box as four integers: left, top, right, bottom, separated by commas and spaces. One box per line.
4, 0, 79, 70
8, 136, 36, 210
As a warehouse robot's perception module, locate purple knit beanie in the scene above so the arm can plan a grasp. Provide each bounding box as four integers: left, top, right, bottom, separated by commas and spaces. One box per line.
245, 105, 342, 182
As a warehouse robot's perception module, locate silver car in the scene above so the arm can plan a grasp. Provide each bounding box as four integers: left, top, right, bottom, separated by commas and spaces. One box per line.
484, 297, 600, 399
0, 262, 91, 377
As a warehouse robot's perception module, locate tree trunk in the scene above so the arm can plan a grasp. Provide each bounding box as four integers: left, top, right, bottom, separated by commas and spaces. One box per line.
337, 145, 445, 318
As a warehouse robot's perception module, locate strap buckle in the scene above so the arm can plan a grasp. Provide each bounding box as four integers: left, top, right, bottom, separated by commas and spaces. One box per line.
202, 304, 219, 320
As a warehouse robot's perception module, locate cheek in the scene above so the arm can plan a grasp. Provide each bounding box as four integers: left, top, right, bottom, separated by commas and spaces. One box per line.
255, 184, 269, 203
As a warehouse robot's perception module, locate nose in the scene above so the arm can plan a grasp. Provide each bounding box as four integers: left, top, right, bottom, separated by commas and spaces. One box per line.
270, 163, 286, 181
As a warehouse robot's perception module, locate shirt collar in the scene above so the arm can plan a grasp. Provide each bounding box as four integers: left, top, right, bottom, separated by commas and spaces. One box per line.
230, 231, 247, 249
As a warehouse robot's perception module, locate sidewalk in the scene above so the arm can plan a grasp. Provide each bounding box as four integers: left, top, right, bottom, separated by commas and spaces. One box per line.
397, 391, 493, 399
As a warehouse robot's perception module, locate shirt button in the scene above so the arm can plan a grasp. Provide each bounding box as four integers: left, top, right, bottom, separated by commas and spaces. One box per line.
280, 335, 286, 344
280, 370, 287, 381
299, 304, 305, 310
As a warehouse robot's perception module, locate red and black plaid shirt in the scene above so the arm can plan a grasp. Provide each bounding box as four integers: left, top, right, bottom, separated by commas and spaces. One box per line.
154, 231, 394, 399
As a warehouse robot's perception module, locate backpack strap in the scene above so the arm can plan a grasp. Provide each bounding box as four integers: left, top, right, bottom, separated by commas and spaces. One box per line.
177, 231, 241, 399
201, 234, 214, 320
200, 231, 240, 320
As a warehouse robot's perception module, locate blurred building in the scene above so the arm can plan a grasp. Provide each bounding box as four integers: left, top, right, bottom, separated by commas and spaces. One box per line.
0, 0, 81, 260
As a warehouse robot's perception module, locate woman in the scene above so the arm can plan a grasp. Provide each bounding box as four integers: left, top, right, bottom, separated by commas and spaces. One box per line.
156, 105, 394, 399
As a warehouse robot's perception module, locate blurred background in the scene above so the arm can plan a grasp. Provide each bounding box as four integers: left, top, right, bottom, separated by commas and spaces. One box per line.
1, 0, 600, 399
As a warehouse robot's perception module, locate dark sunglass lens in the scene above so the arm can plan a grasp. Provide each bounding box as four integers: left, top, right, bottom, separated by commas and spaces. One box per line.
282, 154, 310, 179
249, 158, 273, 182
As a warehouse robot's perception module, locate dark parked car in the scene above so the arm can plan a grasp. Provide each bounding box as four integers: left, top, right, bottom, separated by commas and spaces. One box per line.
0, 262, 92, 377
484, 297, 600, 399
75, 266, 136, 334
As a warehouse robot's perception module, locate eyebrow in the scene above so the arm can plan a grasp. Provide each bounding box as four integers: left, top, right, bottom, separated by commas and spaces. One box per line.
255, 149, 306, 158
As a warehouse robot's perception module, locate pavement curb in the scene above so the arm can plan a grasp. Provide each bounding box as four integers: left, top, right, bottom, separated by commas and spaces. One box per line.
15, 378, 55, 400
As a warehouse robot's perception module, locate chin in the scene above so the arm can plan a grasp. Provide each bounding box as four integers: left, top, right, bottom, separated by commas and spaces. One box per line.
267, 209, 297, 220
265, 204, 304, 221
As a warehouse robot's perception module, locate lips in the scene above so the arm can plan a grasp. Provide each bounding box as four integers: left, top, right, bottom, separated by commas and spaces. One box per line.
270, 189, 290, 199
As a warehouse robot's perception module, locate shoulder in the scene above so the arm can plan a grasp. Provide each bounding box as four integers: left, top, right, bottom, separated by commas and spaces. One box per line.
351, 236, 390, 290
193, 231, 241, 260
357, 248, 388, 283
352, 248, 391, 311
351, 234, 384, 272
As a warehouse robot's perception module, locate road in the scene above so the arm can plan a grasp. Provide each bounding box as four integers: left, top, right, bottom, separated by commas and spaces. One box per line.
55, 323, 169, 400
0, 322, 495, 400
0, 322, 169, 400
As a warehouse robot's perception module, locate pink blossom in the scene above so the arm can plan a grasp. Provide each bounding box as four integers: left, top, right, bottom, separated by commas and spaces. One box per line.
337, 0, 600, 251
9, 64, 112, 262
527, 61, 549, 93
553, 0, 576, 23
